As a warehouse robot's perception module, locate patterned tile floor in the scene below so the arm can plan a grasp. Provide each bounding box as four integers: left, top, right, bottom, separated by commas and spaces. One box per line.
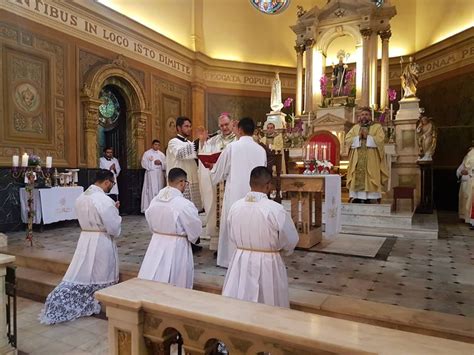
7, 211, 474, 317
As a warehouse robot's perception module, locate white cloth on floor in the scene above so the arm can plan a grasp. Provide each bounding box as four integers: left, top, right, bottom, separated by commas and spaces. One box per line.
210, 136, 267, 267
166, 136, 201, 209
99, 156, 121, 195
222, 192, 298, 307
138, 186, 202, 288
39, 184, 121, 324
141, 148, 166, 212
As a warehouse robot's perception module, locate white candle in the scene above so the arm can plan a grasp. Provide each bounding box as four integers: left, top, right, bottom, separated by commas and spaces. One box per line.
323, 145, 327, 161
371, 106, 375, 121
46, 156, 52, 168
352, 107, 355, 123
315, 144, 319, 160
306, 144, 310, 160
390, 103, 393, 121
21, 153, 28, 167
74, 172, 78, 183
308, 111, 311, 126
12, 155, 19, 167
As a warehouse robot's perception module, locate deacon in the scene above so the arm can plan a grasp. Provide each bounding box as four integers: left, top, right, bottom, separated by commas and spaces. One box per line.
196, 113, 236, 251
261, 122, 286, 173
457, 141, 474, 229
99, 147, 121, 202
138, 168, 202, 288
345, 107, 388, 203
210, 117, 267, 267
141, 139, 166, 212
166, 117, 201, 209
222, 167, 298, 307
40, 170, 121, 324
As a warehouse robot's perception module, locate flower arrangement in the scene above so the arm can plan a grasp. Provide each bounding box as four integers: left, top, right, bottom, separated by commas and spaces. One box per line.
284, 119, 306, 148
28, 154, 41, 167
282, 97, 296, 126
320, 75, 329, 107
388, 88, 397, 102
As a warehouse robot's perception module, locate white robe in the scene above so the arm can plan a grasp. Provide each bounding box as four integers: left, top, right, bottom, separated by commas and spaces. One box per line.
222, 192, 298, 308
99, 157, 121, 195
138, 186, 202, 289
166, 136, 201, 209
40, 184, 121, 324
457, 148, 474, 224
210, 136, 267, 267
198, 132, 236, 246
141, 148, 166, 213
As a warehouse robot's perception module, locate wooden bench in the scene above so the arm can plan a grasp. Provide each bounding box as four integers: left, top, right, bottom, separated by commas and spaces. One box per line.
393, 186, 416, 211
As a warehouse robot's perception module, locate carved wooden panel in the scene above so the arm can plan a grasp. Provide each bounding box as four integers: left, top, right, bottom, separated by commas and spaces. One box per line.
152, 76, 190, 147
0, 21, 66, 162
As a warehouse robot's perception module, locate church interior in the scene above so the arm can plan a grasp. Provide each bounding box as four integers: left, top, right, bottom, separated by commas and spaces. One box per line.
0, 0, 473, 354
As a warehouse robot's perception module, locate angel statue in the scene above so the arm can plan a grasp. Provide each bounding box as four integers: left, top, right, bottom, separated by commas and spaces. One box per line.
416, 116, 437, 161
400, 56, 420, 98
270, 72, 284, 112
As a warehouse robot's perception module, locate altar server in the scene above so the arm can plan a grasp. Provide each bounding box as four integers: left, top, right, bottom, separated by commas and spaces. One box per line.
166, 117, 201, 209
210, 117, 267, 267
40, 169, 121, 324
141, 139, 166, 212
99, 147, 121, 201
138, 168, 202, 288
222, 167, 298, 307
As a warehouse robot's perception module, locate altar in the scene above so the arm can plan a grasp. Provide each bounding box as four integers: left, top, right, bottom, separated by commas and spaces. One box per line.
20, 186, 84, 224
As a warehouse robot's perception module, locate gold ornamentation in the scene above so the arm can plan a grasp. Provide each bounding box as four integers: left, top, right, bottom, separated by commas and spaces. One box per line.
229, 336, 253, 353
360, 28, 373, 38
293, 181, 305, 188
144, 314, 163, 332
379, 29, 392, 41
183, 324, 205, 341
112, 55, 129, 69
117, 329, 132, 355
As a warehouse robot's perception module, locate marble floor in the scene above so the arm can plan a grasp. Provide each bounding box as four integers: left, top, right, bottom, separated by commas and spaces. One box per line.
6, 211, 474, 318
16, 297, 108, 354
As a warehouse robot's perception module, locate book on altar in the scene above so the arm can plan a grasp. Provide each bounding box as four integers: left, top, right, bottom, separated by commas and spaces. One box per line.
198, 152, 221, 168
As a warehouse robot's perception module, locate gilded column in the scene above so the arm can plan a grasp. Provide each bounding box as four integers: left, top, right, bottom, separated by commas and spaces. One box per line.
82, 99, 102, 168
295, 44, 305, 116
304, 38, 314, 113
360, 28, 372, 107
379, 29, 392, 109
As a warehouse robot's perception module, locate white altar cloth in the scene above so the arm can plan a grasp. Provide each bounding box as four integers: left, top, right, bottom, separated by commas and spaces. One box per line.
20, 187, 84, 224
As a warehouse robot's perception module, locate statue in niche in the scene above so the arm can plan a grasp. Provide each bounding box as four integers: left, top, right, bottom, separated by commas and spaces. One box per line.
270, 72, 284, 112
416, 116, 437, 161
332, 50, 349, 97
401, 56, 419, 98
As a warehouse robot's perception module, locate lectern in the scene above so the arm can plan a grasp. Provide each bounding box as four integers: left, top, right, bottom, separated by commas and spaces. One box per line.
280, 174, 324, 248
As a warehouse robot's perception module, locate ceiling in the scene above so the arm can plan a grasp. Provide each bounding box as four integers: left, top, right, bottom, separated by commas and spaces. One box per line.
96, 0, 474, 67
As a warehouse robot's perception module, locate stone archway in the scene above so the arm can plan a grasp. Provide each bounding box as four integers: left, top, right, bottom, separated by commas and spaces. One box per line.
80, 56, 150, 168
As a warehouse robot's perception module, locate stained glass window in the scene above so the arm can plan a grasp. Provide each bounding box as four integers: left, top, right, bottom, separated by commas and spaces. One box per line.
99, 89, 120, 128
250, 0, 290, 15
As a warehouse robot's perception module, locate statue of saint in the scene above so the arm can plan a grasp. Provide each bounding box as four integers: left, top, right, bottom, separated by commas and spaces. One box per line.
332, 50, 349, 97
416, 116, 437, 161
401, 56, 419, 98
270, 72, 284, 112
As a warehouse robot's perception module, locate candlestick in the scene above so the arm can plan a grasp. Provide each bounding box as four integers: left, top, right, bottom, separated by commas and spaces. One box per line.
352, 106, 355, 123
12, 155, 19, 167
308, 111, 311, 126
21, 153, 29, 167
390, 103, 393, 121
46, 156, 52, 168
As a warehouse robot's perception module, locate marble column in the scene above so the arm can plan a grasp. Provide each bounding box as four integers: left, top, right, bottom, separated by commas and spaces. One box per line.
81, 98, 102, 168
130, 111, 149, 169
295, 44, 305, 116
191, 82, 206, 134
359, 28, 372, 107
369, 32, 378, 108
379, 29, 392, 109
304, 38, 314, 113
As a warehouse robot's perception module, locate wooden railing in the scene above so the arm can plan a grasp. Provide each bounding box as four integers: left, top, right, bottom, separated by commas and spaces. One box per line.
95, 278, 472, 355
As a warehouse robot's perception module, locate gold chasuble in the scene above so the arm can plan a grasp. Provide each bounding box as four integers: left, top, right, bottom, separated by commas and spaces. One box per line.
345, 123, 388, 197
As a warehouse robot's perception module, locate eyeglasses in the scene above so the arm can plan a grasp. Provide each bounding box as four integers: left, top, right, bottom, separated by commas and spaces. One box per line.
108, 180, 116, 186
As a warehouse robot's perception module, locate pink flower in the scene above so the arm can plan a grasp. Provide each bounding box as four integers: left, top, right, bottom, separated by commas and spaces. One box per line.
283, 97, 294, 108
388, 88, 397, 102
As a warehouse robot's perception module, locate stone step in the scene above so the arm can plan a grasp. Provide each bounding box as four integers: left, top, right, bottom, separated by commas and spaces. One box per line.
16, 266, 62, 301
341, 203, 393, 216
340, 225, 438, 239
341, 212, 413, 228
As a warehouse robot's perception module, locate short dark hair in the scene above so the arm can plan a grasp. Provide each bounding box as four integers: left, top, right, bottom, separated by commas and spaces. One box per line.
238, 117, 255, 135
176, 116, 192, 128
95, 169, 114, 183
250, 166, 272, 187
103, 147, 113, 153
168, 167, 187, 183
152, 139, 160, 145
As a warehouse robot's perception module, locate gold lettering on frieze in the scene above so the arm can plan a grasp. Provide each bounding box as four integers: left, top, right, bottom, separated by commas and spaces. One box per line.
205, 71, 296, 89
8, 0, 193, 77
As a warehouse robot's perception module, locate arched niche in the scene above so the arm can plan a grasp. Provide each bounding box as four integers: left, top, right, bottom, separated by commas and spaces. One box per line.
81, 56, 150, 168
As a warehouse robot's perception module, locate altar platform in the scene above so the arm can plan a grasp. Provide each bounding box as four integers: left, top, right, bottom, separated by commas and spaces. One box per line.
1, 212, 473, 342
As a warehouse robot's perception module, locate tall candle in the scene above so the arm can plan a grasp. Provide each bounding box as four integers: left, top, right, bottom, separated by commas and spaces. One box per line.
308, 111, 311, 126
21, 153, 28, 167
323, 145, 327, 161
306, 144, 310, 160
390, 103, 393, 121
352, 106, 355, 123
46, 156, 52, 168
371, 106, 375, 121
12, 155, 19, 167
315, 144, 319, 160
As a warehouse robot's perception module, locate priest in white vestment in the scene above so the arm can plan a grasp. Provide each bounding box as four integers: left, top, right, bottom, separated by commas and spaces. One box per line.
457, 143, 474, 228
196, 113, 236, 250
40, 169, 121, 324
99, 147, 121, 201
141, 139, 166, 212
210, 118, 267, 267
138, 168, 202, 288
222, 167, 298, 307
166, 116, 201, 209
